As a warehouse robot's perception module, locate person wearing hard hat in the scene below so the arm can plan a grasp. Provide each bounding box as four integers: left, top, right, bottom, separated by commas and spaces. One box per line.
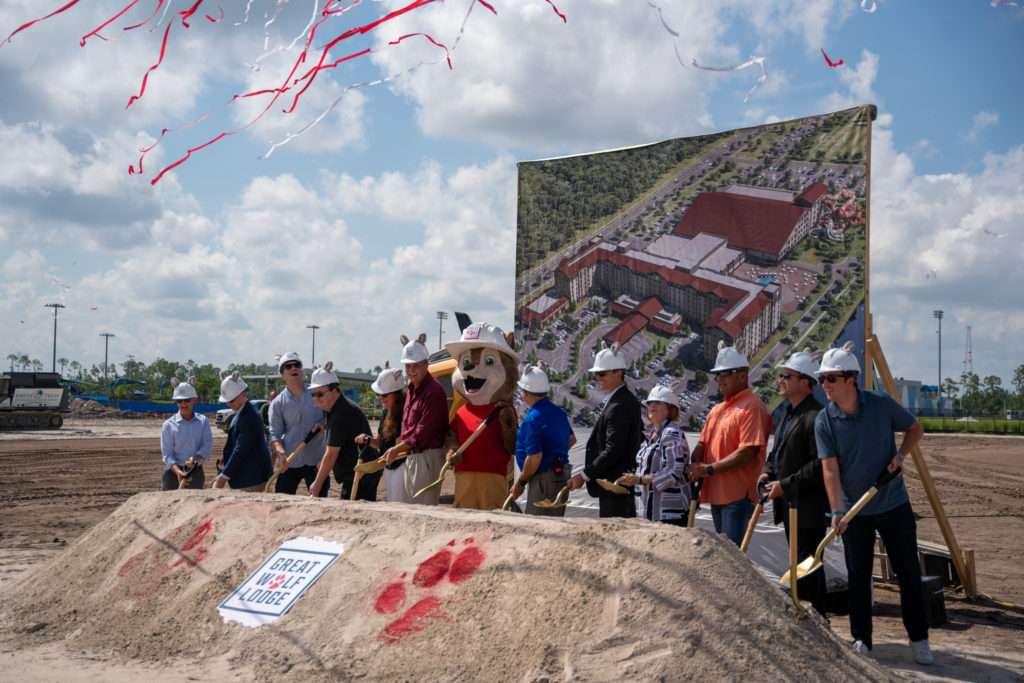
268, 352, 328, 497
513, 365, 575, 516
567, 342, 643, 518
618, 385, 691, 524
759, 349, 828, 615
813, 341, 932, 664
357, 364, 407, 502
212, 371, 273, 491
159, 376, 212, 490
686, 341, 770, 546
382, 334, 448, 505
307, 362, 373, 499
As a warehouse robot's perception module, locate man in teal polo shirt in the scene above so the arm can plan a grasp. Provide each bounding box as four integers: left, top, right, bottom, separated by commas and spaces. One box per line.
512, 366, 575, 516
814, 342, 932, 665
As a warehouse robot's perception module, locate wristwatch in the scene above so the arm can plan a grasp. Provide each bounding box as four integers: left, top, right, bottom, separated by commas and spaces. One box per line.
705, 464, 715, 477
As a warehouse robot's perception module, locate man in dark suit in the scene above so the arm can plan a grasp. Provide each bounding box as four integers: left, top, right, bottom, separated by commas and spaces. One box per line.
568, 343, 643, 518
761, 350, 828, 614
212, 371, 273, 491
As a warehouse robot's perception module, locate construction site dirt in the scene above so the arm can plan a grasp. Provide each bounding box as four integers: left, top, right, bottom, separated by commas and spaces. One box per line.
1, 418, 1021, 681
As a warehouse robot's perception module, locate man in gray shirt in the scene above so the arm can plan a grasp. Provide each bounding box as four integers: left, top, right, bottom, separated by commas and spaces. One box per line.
268, 352, 327, 496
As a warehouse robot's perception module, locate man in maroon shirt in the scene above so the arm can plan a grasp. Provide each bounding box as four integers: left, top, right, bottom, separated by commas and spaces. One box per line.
383, 333, 449, 504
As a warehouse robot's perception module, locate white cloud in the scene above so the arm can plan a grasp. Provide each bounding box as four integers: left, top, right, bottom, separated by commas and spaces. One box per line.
965, 110, 999, 143
870, 117, 1024, 383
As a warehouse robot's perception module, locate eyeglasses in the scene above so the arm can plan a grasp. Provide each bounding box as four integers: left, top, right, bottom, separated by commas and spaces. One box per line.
778, 373, 799, 380
311, 390, 327, 398
820, 374, 851, 384
595, 371, 610, 378
282, 362, 302, 371
714, 369, 743, 378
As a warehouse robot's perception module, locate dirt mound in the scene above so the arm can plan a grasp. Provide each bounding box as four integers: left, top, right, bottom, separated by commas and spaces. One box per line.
0, 492, 890, 682
68, 398, 122, 417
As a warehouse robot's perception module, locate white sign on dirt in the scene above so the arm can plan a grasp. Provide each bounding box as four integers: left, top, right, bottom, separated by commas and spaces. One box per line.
218, 536, 345, 628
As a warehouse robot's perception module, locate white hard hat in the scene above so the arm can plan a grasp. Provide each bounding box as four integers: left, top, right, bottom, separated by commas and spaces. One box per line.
218, 371, 247, 403
371, 364, 405, 395
643, 385, 680, 408
277, 351, 302, 372
445, 322, 519, 362
588, 343, 628, 373
710, 341, 749, 374
817, 341, 861, 376
172, 375, 198, 401
400, 333, 430, 364
517, 365, 550, 394
310, 361, 339, 389
779, 349, 819, 380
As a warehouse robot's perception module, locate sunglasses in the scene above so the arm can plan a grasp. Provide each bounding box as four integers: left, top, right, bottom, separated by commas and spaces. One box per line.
175, 399, 192, 404
311, 390, 328, 398
820, 374, 851, 384
714, 368, 743, 378
595, 371, 610, 378
282, 362, 302, 371
778, 373, 799, 380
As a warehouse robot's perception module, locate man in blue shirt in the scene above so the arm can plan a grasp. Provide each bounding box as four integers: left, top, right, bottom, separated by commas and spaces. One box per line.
513, 366, 575, 516
159, 378, 212, 490
268, 352, 327, 496
814, 342, 933, 665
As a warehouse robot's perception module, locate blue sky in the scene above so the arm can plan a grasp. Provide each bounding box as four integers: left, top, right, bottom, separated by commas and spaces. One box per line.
0, 0, 1021, 387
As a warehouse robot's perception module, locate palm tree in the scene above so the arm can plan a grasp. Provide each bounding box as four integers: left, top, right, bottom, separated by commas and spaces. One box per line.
31, 359, 44, 372
70, 360, 82, 379
6, 353, 16, 372
18, 354, 30, 370
58, 357, 69, 376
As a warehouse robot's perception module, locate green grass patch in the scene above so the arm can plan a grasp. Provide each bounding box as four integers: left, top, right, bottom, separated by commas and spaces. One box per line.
919, 417, 1024, 435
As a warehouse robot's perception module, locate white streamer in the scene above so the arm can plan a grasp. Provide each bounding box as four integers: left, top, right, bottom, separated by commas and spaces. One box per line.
860, 0, 877, 13
691, 55, 768, 102
247, 0, 320, 71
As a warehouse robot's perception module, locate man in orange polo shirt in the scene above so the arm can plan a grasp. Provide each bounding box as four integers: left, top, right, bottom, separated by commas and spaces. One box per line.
687, 341, 769, 546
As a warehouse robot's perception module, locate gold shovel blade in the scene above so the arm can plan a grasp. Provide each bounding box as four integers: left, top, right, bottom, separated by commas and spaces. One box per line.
412, 461, 450, 499
354, 458, 387, 474
534, 486, 570, 509
596, 478, 630, 495
779, 555, 823, 585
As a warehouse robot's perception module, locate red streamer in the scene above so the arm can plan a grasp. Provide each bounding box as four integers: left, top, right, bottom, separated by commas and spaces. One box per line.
388, 33, 452, 69
123, 0, 166, 31
126, 22, 174, 108
476, 0, 497, 14
821, 48, 844, 68
544, 0, 567, 23
3, 0, 84, 45
80, 0, 141, 47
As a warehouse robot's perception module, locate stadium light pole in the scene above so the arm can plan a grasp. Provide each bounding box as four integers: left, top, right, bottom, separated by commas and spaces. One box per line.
933, 310, 943, 412
436, 311, 448, 351
306, 324, 320, 367
44, 303, 65, 373
99, 333, 115, 387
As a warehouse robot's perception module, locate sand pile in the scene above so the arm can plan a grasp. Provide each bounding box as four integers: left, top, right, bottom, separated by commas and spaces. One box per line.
68, 398, 122, 417
0, 492, 890, 682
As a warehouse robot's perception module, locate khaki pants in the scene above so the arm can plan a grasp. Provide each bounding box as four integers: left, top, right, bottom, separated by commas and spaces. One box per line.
404, 448, 444, 505
454, 471, 508, 510
526, 467, 569, 517
384, 462, 411, 503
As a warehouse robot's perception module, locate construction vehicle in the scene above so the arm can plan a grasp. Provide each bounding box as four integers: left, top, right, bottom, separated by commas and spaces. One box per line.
0, 372, 69, 430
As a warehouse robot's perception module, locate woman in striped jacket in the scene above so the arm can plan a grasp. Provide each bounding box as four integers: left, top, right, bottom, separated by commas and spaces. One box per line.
619, 385, 691, 525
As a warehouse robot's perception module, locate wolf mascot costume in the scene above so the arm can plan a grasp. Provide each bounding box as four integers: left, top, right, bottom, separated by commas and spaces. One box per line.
444, 322, 519, 510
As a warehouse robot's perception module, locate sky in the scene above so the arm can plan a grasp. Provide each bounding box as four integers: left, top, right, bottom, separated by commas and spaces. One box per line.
0, 0, 1021, 387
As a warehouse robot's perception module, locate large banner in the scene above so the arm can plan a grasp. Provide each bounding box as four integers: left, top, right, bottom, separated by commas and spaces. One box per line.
514, 105, 871, 429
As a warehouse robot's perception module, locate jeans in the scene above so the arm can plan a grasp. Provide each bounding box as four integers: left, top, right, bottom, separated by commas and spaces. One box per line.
711, 497, 754, 546
842, 501, 929, 649
161, 467, 205, 490
275, 465, 329, 497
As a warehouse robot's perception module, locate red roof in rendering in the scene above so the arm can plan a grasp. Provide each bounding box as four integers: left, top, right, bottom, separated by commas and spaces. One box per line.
796, 182, 827, 205
605, 313, 648, 346
673, 192, 808, 258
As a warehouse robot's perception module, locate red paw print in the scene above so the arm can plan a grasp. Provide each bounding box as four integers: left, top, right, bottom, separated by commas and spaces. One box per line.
373, 537, 485, 644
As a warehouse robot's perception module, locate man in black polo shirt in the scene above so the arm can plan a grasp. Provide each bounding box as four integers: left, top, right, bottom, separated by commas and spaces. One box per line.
307, 362, 373, 500
760, 349, 828, 615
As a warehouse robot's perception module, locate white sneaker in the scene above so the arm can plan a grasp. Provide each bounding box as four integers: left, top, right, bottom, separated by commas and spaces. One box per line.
911, 639, 934, 665
852, 640, 871, 654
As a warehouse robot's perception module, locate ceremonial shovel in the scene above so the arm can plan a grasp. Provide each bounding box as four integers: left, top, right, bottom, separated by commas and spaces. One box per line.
412, 405, 507, 499
686, 479, 703, 527
533, 485, 570, 509
739, 482, 770, 554
263, 424, 324, 493
596, 477, 631, 495
177, 458, 201, 489
349, 442, 371, 501
779, 466, 902, 585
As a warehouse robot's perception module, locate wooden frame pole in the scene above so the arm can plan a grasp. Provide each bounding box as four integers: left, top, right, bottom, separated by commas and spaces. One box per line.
867, 335, 976, 597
